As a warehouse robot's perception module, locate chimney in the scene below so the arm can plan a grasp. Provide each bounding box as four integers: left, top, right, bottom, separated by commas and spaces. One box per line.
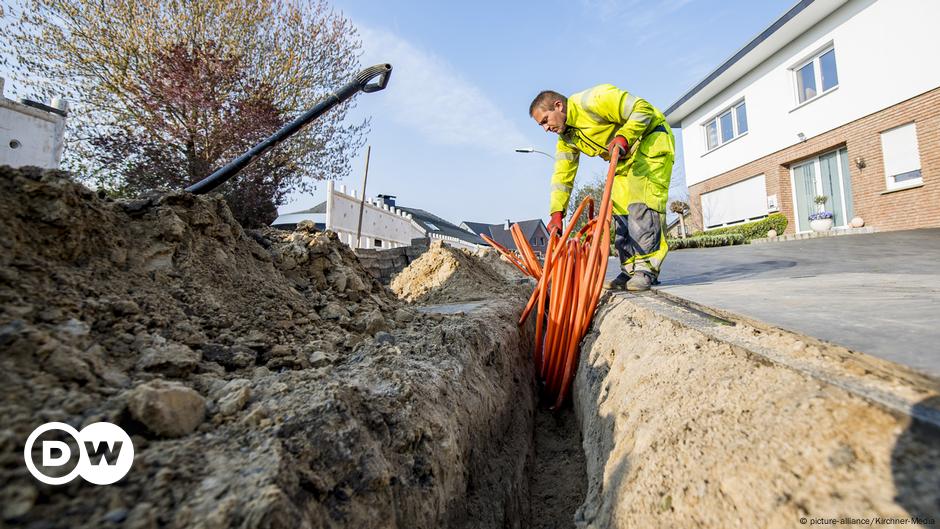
504, 219, 510, 230
377, 194, 396, 207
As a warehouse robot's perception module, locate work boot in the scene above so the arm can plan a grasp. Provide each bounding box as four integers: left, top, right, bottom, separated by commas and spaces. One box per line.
626, 271, 654, 292
604, 272, 630, 290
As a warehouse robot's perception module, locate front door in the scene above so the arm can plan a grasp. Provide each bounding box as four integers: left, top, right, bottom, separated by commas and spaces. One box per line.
790, 147, 854, 232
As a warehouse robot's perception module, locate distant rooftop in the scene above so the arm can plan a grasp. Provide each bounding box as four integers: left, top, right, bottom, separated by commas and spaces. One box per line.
462, 219, 547, 251
397, 206, 486, 246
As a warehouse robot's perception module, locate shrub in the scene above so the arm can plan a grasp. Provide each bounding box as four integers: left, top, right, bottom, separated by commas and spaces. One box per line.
668, 233, 745, 250
689, 213, 788, 242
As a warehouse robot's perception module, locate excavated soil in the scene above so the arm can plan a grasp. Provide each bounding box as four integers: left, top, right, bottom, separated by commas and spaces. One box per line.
472, 249, 529, 283
574, 294, 940, 528
390, 243, 528, 305
13, 163, 931, 529
0, 166, 541, 528
17, 162, 925, 529
395, 244, 588, 528
528, 407, 587, 529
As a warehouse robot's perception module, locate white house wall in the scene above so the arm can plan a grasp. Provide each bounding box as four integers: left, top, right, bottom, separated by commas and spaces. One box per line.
428, 233, 479, 251
325, 181, 426, 249
679, 0, 940, 187
0, 80, 67, 169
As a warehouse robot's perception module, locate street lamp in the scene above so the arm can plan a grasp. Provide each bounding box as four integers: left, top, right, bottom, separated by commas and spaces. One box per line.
514, 147, 553, 161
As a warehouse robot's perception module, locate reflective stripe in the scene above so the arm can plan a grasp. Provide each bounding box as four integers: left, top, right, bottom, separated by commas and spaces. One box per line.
627, 110, 652, 127
551, 183, 573, 192
619, 210, 668, 275
555, 151, 578, 161
578, 89, 604, 122
621, 94, 638, 119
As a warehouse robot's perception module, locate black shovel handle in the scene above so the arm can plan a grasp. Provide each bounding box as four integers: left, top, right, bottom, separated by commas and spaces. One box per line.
359, 63, 392, 93
186, 63, 393, 195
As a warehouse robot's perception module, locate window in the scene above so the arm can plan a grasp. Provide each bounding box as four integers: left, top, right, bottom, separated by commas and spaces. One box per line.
701, 174, 767, 229
374, 238, 383, 248
820, 49, 838, 91
796, 62, 816, 102
705, 121, 719, 150
719, 111, 734, 143
704, 100, 747, 151
880, 123, 922, 190
794, 46, 838, 104
736, 103, 748, 135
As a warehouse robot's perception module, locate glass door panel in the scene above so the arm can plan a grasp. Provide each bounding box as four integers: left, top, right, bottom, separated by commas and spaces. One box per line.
793, 162, 817, 232
819, 151, 845, 226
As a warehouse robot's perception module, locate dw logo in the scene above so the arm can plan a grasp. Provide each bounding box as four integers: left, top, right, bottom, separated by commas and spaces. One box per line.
24, 422, 134, 485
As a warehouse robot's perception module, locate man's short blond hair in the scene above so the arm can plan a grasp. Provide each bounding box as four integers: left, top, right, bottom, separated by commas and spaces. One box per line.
529, 90, 566, 116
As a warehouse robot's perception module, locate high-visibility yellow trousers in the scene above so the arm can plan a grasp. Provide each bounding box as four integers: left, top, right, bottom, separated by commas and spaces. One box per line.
611, 123, 674, 278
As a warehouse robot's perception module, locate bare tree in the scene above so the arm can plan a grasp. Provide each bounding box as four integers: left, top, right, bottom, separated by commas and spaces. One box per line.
563, 174, 617, 245
669, 200, 690, 238
567, 174, 605, 233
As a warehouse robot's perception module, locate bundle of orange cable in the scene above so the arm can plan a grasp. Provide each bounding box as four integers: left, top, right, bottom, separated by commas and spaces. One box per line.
482, 149, 620, 408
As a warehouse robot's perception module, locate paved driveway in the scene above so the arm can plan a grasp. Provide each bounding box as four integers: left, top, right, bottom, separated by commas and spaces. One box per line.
606, 229, 940, 379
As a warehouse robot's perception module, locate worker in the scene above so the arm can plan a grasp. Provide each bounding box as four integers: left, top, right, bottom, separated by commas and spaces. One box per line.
529, 85, 674, 291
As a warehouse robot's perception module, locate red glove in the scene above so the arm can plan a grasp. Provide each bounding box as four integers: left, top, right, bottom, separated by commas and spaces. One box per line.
607, 136, 628, 159
547, 211, 564, 236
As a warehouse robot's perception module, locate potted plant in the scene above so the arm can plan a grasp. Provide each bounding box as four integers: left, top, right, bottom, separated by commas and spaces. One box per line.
669, 200, 690, 238
809, 195, 834, 232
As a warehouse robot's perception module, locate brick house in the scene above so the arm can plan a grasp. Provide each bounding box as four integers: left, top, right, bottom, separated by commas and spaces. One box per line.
664, 0, 940, 235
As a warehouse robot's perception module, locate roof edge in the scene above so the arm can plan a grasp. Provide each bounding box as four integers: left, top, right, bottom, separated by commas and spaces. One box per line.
664, 0, 816, 122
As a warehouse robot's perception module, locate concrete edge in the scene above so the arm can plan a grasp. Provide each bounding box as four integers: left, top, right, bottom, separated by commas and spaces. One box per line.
751, 226, 876, 244
612, 290, 940, 430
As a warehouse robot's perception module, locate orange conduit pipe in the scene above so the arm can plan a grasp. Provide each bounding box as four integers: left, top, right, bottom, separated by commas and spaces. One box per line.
480, 233, 534, 277
487, 149, 622, 408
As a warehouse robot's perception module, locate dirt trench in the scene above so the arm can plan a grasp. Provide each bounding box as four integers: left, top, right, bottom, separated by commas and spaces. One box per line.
388, 242, 590, 529
0, 166, 588, 528
8, 166, 936, 529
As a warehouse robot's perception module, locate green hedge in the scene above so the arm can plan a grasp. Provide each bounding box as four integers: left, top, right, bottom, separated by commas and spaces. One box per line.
668, 233, 745, 249
689, 213, 788, 242
667, 213, 788, 249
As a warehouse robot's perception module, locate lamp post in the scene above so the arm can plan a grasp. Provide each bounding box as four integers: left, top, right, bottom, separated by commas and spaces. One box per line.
514, 147, 554, 161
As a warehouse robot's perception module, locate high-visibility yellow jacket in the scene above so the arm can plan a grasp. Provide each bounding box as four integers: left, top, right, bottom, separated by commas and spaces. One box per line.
549, 84, 669, 214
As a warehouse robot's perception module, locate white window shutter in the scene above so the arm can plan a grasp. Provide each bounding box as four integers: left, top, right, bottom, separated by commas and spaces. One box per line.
880, 123, 921, 177
701, 174, 767, 228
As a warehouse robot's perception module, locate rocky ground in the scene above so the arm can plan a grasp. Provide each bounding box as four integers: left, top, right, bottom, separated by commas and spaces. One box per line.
0, 166, 540, 528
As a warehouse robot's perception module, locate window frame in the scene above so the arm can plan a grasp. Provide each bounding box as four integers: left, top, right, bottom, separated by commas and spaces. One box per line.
880, 122, 923, 192
788, 147, 851, 233
702, 99, 748, 153
791, 44, 839, 107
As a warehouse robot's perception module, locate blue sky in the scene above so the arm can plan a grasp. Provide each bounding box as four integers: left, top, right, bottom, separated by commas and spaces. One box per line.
1, 0, 795, 225
289, 0, 796, 225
